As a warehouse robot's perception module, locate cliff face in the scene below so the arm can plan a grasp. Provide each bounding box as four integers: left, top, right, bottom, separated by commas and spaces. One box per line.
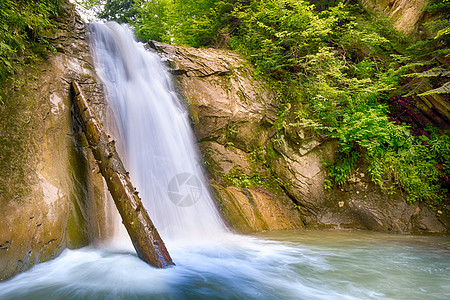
0, 1, 111, 280
150, 41, 448, 235
362, 0, 450, 131
148, 42, 303, 233
361, 0, 429, 35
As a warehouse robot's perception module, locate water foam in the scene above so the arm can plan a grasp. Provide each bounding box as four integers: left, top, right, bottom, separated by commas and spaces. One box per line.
89, 22, 226, 243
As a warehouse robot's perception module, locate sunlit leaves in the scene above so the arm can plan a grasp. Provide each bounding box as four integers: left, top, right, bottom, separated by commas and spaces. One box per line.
99, 0, 450, 205
132, 0, 168, 42
97, 0, 137, 23
329, 107, 449, 203
0, 0, 59, 79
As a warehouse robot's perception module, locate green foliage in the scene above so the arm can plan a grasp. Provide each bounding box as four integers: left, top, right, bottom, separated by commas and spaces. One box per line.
0, 0, 60, 79
107, 0, 449, 206
130, 0, 237, 47
73, 0, 102, 10
409, 0, 450, 58
228, 1, 449, 205
133, 0, 168, 42
164, 0, 225, 47
97, 0, 138, 23
418, 81, 450, 96
224, 169, 265, 188
327, 108, 449, 203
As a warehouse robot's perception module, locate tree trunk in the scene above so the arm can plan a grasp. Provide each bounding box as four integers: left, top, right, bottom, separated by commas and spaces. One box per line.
71, 81, 174, 268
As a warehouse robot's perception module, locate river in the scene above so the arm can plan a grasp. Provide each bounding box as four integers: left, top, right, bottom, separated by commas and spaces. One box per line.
0, 230, 448, 299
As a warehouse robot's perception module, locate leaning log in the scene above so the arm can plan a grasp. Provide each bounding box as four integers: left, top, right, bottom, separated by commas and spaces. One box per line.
71, 81, 174, 268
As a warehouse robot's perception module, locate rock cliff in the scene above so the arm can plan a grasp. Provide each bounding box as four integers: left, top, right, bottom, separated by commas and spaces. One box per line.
0, 1, 110, 280
150, 41, 448, 235
148, 41, 303, 232
362, 0, 429, 34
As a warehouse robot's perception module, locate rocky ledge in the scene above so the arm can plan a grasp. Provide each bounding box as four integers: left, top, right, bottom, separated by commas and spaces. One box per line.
149, 41, 449, 235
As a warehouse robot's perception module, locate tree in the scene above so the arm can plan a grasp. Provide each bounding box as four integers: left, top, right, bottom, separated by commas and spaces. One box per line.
72, 81, 174, 268
98, 0, 138, 23
133, 0, 168, 42
131, 0, 238, 47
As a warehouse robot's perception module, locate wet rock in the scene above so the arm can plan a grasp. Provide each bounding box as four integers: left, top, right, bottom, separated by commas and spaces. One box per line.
0, 0, 110, 280
269, 135, 336, 217
318, 179, 448, 233
212, 185, 302, 233
149, 41, 275, 151
199, 141, 254, 183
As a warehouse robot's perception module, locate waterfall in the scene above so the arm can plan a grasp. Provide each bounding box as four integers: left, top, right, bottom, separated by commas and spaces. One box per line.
89, 22, 226, 242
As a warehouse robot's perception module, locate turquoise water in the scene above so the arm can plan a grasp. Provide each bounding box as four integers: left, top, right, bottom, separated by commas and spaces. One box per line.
0, 230, 448, 300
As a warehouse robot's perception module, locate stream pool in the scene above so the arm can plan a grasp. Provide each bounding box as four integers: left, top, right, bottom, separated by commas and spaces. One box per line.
0, 230, 448, 300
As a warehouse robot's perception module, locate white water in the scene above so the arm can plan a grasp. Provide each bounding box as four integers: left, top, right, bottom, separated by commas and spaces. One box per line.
89, 22, 225, 243
0, 231, 449, 299
0, 23, 449, 300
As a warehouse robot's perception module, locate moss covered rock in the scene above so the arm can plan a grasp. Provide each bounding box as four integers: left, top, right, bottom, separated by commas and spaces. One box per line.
0, 0, 110, 280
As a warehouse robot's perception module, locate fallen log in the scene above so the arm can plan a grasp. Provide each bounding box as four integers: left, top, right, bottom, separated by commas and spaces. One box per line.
71, 81, 174, 268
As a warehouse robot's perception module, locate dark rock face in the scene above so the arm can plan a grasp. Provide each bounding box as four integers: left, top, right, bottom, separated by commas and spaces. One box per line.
0, 1, 111, 280
322, 179, 447, 233
151, 41, 448, 235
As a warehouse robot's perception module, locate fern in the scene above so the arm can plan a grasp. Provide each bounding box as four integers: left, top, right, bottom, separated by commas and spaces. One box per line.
418, 81, 450, 96
403, 67, 450, 78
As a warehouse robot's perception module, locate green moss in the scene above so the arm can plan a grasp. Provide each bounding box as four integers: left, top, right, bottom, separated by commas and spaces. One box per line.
66, 122, 94, 248
222, 143, 288, 197
66, 210, 89, 249
0, 73, 36, 205
265, 143, 282, 162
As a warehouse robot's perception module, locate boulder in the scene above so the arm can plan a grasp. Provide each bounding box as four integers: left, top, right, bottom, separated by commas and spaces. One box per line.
212, 185, 302, 233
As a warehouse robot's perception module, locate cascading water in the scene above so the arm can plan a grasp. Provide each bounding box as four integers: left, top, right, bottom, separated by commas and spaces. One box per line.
89, 22, 225, 242
0, 22, 449, 300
